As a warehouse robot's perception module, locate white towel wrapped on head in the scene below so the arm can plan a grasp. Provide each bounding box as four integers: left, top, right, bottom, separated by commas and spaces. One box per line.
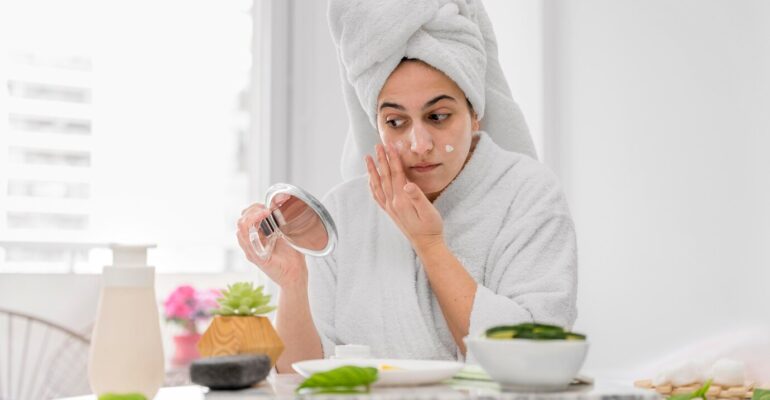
328, 0, 537, 180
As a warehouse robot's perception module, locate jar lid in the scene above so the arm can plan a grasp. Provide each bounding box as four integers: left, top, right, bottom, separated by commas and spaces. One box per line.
333, 344, 371, 359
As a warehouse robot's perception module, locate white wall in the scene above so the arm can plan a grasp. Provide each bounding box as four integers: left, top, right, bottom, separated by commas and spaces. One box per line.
548, 0, 770, 376
485, 0, 545, 159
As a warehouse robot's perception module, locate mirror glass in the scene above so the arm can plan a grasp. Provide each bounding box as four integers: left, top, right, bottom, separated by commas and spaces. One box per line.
249, 183, 337, 261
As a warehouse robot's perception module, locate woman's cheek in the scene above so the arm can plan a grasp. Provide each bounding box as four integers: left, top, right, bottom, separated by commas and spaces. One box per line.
376, 134, 397, 154
394, 139, 409, 153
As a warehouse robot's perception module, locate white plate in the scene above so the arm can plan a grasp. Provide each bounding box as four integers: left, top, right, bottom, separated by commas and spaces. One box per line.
292, 358, 464, 387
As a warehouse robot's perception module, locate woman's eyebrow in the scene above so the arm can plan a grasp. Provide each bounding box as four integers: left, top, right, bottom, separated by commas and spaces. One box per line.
379, 94, 456, 112
422, 94, 456, 110
379, 101, 405, 111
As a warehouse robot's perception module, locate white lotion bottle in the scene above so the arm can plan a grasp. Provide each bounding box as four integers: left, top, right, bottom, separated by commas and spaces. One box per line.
88, 245, 165, 399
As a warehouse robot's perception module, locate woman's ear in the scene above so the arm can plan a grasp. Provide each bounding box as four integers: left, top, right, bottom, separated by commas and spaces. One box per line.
471, 113, 480, 132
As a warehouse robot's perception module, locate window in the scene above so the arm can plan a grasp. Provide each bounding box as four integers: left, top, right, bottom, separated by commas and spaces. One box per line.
0, 0, 258, 273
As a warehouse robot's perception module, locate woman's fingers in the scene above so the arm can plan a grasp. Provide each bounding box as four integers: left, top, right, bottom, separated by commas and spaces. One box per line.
366, 150, 405, 229
365, 155, 386, 208
236, 226, 262, 264
237, 206, 263, 239
404, 181, 432, 219
237, 215, 267, 264
236, 206, 271, 258
385, 144, 419, 219
367, 143, 443, 244
375, 144, 394, 204
240, 202, 265, 216
386, 144, 408, 190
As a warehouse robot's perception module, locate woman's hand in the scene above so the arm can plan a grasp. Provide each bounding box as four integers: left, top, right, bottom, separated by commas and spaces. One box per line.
236, 203, 308, 289
365, 143, 444, 251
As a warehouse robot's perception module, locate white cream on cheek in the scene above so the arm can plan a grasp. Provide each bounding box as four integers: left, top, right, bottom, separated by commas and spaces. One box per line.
445, 144, 454, 153
408, 127, 418, 152
395, 139, 406, 152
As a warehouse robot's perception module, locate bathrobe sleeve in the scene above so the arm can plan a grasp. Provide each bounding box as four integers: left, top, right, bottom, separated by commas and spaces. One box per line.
306, 251, 339, 358
468, 166, 578, 336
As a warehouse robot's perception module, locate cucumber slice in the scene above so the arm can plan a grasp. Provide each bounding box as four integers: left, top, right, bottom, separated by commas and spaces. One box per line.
487, 330, 515, 339
484, 323, 586, 340
485, 326, 516, 339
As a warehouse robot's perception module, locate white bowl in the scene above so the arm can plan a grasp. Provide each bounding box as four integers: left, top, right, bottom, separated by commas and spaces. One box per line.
464, 337, 589, 391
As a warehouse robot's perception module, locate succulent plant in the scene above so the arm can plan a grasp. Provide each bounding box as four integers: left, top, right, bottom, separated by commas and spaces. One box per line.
213, 282, 276, 316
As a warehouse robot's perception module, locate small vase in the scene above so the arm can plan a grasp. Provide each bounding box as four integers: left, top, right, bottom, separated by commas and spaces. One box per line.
198, 316, 284, 367
172, 332, 201, 366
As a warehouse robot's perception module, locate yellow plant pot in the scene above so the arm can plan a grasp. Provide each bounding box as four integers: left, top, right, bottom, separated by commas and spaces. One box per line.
197, 315, 284, 367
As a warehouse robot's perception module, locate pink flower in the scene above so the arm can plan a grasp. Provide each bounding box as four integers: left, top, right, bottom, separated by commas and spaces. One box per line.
198, 289, 221, 313
163, 285, 222, 333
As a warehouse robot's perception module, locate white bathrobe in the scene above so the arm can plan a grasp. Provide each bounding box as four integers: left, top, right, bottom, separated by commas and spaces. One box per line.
306, 132, 577, 361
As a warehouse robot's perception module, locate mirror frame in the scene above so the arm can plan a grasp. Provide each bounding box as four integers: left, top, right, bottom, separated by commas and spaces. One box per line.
264, 183, 338, 257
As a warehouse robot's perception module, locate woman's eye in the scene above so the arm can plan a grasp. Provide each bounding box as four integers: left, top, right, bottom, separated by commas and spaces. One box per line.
429, 113, 450, 122
386, 118, 405, 128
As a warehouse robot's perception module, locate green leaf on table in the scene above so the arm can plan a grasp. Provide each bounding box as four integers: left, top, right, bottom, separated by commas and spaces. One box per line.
667, 379, 712, 400
98, 393, 146, 400
296, 366, 379, 394
753, 388, 770, 400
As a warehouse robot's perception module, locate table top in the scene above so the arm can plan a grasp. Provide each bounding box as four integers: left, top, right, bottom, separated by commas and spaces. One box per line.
60, 374, 661, 400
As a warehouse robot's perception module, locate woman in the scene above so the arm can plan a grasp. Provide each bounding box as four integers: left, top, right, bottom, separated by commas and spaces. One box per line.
236, 0, 577, 373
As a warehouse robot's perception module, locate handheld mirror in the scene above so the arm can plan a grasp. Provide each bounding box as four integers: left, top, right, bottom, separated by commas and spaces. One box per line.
248, 183, 337, 261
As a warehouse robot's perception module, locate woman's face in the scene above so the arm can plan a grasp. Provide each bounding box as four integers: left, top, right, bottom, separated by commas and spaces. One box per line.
376, 60, 480, 199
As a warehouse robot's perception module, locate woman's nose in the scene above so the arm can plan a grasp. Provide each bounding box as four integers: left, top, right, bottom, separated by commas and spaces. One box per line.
409, 124, 434, 155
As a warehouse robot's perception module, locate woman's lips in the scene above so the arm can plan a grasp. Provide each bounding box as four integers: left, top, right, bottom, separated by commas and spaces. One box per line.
410, 163, 440, 173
